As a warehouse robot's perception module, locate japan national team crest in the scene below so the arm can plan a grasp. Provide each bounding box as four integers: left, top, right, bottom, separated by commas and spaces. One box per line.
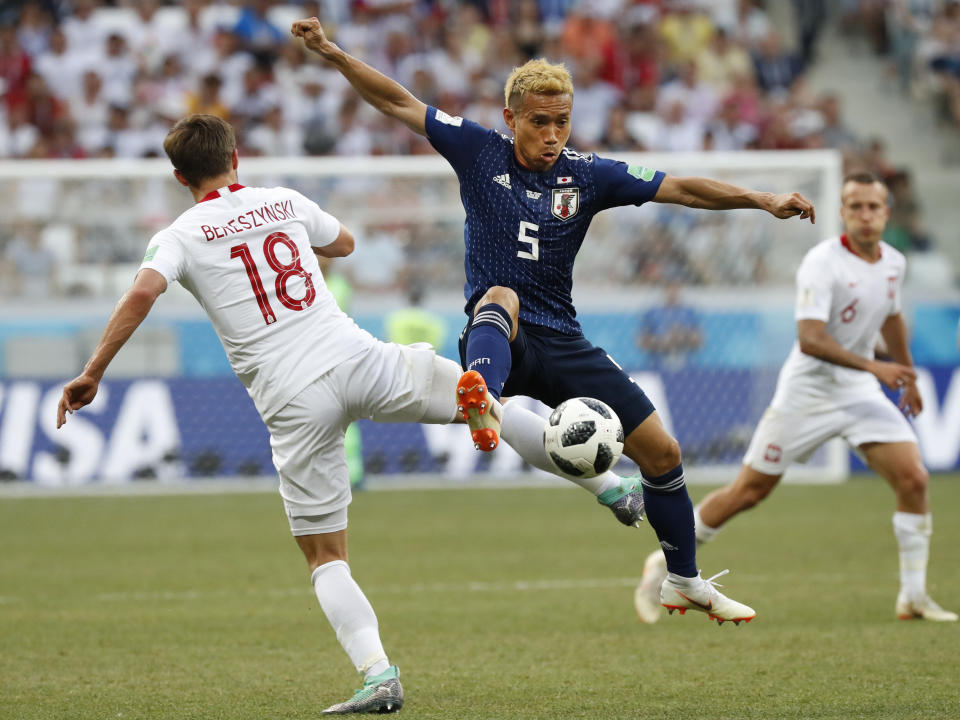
551, 188, 580, 220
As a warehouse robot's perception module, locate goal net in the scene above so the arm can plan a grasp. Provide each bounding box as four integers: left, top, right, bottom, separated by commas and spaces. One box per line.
0, 151, 847, 488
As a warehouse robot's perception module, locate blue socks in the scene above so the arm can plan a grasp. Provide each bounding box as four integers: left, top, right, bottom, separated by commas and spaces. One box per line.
465, 303, 512, 400
641, 465, 698, 577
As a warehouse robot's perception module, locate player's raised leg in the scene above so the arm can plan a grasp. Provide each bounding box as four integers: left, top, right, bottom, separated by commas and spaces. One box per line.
499, 401, 645, 526
458, 287, 519, 451
296, 529, 404, 714
626, 414, 755, 624
861, 441, 958, 622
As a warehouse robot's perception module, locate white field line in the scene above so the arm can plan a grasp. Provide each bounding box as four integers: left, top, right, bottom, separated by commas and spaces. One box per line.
89, 577, 641, 604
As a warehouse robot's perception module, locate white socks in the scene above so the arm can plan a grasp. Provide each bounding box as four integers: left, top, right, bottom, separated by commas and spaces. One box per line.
892, 512, 932, 599
500, 401, 620, 496
311, 560, 389, 679
693, 505, 720, 545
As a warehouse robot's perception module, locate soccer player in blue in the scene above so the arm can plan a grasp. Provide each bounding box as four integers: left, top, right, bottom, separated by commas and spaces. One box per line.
293, 17, 815, 625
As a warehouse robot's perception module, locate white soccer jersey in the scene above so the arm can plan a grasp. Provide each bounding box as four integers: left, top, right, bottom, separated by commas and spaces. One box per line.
771, 235, 907, 408
139, 183, 376, 418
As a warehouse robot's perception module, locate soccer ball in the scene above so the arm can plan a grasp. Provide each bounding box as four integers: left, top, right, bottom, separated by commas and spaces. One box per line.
544, 398, 624, 478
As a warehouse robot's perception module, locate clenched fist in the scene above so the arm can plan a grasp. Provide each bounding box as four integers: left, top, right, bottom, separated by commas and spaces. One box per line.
291, 17, 336, 58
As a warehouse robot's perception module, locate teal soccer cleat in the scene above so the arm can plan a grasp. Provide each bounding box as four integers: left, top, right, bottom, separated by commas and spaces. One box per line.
322, 666, 404, 715
596, 474, 645, 528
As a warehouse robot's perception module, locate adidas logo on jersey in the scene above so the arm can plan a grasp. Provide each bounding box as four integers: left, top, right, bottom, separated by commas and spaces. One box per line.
493, 173, 511, 189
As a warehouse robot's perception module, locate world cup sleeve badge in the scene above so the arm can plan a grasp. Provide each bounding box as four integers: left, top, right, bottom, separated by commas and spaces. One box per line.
551, 187, 580, 220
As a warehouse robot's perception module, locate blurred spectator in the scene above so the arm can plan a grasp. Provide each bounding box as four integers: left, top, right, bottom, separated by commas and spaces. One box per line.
71, 70, 110, 153
385, 283, 448, 350
656, 61, 718, 126
637, 280, 703, 369
706, 96, 757, 150
2, 103, 38, 157
512, 0, 546, 59
618, 19, 662, 92
793, 0, 828, 66
32, 28, 78, 103
818, 93, 860, 152
247, 103, 304, 156
658, 1, 715, 68
22, 72, 66, 137
60, 0, 107, 66
887, 0, 934, 95
0, 24, 32, 109
732, 0, 773, 49
233, 0, 286, 56
884, 170, 931, 252
752, 32, 804, 96
600, 104, 645, 151
2, 223, 58, 299
696, 28, 754, 93
98, 33, 137, 107
186, 74, 231, 120
16, 2, 53, 58
229, 63, 282, 126
560, 4, 621, 83
46, 119, 86, 159
570, 55, 621, 148
651, 99, 705, 152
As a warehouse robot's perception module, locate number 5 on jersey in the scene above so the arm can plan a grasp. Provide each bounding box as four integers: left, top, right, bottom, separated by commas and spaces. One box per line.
518, 221, 539, 261
231, 231, 316, 325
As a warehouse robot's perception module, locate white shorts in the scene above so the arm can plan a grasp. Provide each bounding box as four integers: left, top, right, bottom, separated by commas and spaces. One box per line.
743, 389, 917, 476
265, 341, 461, 535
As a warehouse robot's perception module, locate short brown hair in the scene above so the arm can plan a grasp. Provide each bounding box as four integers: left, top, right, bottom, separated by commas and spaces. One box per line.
163, 114, 235, 187
504, 59, 573, 111
843, 170, 884, 187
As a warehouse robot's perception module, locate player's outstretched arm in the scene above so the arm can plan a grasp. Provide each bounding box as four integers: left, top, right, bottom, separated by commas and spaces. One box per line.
654, 175, 815, 223
291, 17, 427, 136
797, 318, 917, 391
56, 269, 167, 428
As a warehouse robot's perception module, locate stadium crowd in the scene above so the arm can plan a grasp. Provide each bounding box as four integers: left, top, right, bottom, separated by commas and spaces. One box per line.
0, 0, 939, 298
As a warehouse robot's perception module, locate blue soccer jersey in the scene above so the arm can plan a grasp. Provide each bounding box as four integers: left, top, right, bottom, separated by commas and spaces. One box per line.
425, 105, 665, 335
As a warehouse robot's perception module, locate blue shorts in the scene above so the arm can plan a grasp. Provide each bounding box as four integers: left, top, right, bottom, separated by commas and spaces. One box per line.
459, 321, 656, 435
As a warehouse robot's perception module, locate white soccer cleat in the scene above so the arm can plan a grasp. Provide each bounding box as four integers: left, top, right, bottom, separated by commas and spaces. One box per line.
896, 593, 958, 622
634, 549, 668, 624
660, 569, 756, 625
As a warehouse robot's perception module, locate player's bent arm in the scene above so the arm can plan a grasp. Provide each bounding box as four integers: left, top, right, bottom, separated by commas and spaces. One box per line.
313, 225, 354, 259
654, 175, 815, 222
879, 313, 914, 367
292, 17, 427, 136
56, 269, 166, 428
797, 318, 917, 390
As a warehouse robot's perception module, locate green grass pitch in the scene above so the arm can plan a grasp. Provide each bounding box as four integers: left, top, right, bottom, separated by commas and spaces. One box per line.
2, 476, 958, 720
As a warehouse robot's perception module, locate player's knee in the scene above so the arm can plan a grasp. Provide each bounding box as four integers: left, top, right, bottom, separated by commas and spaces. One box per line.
897, 464, 929, 500
645, 436, 682, 476
477, 286, 520, 318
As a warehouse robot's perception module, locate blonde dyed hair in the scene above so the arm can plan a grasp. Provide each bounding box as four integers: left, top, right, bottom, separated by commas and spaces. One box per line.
504, 59, 574, 111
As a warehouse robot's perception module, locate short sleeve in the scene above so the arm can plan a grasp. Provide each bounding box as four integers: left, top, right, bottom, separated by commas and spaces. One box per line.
794, 253, 832, 322
139, 230, 186, 285
425, 105, 496, 174
593, 156, 665, 211
293, 191, 341, 248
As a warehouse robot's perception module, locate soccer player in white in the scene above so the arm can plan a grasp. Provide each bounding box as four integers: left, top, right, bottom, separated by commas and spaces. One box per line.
635, 172, 957, 623
54, 114, 620, 714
